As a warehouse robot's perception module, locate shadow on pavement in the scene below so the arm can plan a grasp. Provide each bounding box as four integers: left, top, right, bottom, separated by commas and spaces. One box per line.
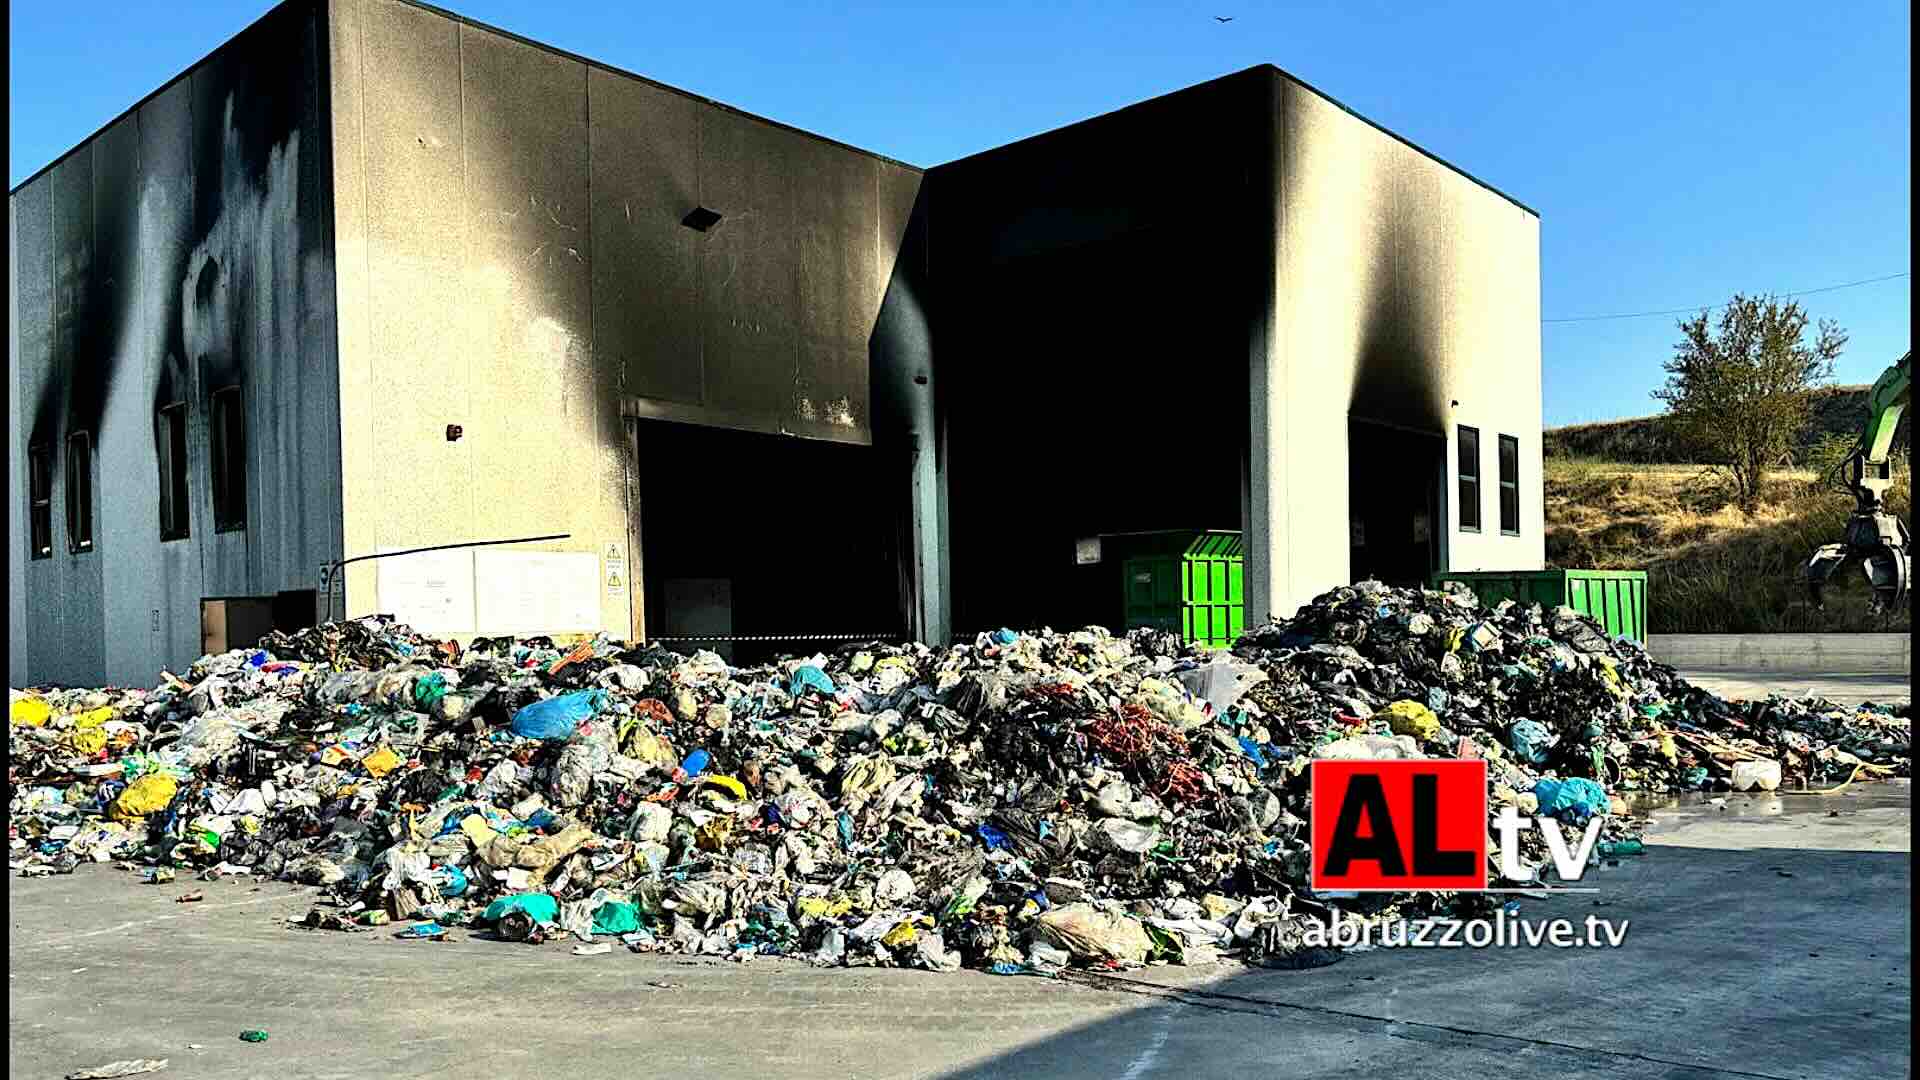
932, 844, 1912, 1080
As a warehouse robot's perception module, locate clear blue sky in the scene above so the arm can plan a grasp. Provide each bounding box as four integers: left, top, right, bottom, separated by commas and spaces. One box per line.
10, 0, 1911, 425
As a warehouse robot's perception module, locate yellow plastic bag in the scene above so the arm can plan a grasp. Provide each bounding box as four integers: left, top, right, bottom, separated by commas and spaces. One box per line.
881, 918, 923, 948
72, 706, 114, 728
1594, 657, 1626, 698
622, 726, 677, 770
361, 747, 405, 777
11, 697, 51, 727
109, 773, 179, 821
459, 814, 500, 849
70, 727, 109, 754
794, 896, 855, 920
840, 755, 897, 801
700, 775, 748, 800
1382, 700, 1441, 742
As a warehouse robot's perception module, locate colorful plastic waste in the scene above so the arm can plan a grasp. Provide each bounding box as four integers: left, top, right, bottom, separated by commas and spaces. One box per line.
6, 586, 1907, 975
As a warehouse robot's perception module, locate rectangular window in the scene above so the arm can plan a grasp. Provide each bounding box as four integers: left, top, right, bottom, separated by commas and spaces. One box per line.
1499, 434, 1521, 535
1457, 425, 1481, 532
159, 403, 191, 540
67, 431, 94, 553
29, 444, 53, 560
210, 386, 247, 532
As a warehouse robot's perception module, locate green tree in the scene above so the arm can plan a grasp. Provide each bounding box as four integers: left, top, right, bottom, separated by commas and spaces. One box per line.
1653, 294, 1846, 506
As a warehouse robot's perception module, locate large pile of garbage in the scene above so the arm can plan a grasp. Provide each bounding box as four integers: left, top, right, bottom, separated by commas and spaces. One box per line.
10, 582, 1909, 972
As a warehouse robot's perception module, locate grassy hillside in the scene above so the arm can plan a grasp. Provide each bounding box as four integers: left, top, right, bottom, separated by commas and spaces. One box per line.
1545, 384, 1912, 464
1544, 456, 1912, 634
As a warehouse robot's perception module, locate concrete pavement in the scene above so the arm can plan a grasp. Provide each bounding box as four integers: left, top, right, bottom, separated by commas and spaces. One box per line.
10, 780, 1909, 1080
1678, 670, 1909, 707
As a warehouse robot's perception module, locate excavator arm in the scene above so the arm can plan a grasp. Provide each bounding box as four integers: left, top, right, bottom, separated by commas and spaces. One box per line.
1806, 351, 1911, 611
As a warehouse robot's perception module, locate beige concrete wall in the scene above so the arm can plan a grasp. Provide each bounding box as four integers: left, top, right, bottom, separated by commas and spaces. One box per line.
327, 0, 920, 640
1252, 71, 1542, 621
1651, 634, 1912, 675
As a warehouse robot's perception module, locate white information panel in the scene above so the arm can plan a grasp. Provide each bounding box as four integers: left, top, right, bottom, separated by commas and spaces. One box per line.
474, 549, 602, 634
377, 549, 477, 633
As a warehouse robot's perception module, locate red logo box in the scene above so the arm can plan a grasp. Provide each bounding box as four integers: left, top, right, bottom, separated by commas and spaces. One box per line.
1310, 759, 1488, 891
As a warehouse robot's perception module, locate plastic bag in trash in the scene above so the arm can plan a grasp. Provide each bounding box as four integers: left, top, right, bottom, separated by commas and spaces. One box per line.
511, 690, 609, 741
1508, 718, 1557, 764
483, 892, 559, 925
1532, 777, 1608, 825
1382, 700, 1441, 742
1033, 903, 1154, 964
108, 773, 178, 821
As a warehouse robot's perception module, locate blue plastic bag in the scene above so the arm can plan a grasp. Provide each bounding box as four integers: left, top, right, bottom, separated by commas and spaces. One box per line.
1236, 736, 1268, 766
992, 628, 1019, 645
1533, 777, 1609, 825
510, 690, 608, 741
1508, 718, 1556, 764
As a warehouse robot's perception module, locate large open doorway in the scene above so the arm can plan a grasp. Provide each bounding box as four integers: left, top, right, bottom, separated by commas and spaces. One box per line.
942, 225, 1247, 636
630, 418, 907, 662
1347, 418, 1443, 588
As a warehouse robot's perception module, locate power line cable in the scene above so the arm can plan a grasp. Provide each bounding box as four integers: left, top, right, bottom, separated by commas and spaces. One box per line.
1543, 271, 1910, 324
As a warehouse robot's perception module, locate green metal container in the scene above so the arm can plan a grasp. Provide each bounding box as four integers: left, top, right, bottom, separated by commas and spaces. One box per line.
1430, 568, 1648, 643
1122, 531, 1245, 648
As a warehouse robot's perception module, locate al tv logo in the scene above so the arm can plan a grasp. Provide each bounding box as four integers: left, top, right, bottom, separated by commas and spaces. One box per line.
1309, 760, 1608, 891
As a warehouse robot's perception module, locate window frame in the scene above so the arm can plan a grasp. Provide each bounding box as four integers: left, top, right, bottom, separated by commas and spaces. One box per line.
209, 385, 247, 533
1456, 425, 1482, 533
159, 402, 191, 541
1498, 433, 1521, 536
66, 430, 95, 554
29, 443, 54, 560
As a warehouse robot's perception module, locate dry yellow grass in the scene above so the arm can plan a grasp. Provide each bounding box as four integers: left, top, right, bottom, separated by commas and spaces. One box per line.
1545, 456, 1912, 633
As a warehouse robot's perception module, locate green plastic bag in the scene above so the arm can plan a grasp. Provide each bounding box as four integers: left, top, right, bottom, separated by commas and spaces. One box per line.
482, 893, 559, 924
590, 900, 642, 935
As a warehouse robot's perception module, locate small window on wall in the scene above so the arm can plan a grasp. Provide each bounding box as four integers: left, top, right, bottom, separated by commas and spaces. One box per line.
159, 403, 191, 540
67, 431, 94, 553
210, 386, 247, 532
1499, 434, 1521, 535
29, 444, 54, 559
1457, 425, 1482, 532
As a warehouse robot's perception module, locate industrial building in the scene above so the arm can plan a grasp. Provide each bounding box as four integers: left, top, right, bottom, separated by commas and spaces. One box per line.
9, 0, 1542, 688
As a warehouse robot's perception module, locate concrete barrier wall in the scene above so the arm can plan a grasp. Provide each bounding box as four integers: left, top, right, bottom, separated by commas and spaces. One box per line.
1649, 634, 1912, 675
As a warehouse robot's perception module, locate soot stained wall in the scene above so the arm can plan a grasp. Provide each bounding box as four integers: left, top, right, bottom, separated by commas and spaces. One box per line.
329, 0, 925, 640
9, 0, 341, 686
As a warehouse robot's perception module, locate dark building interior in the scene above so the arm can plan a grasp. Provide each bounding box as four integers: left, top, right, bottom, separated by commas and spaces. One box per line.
929, 74, 1261, 637
633, 418, 906, 660
938, 220, 1250, 636
1346, 419, 1442, 588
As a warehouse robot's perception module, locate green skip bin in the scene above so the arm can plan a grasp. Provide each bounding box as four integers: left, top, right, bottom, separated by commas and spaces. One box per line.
1430, 568, 1648, 644
1122, 531, 1245, 649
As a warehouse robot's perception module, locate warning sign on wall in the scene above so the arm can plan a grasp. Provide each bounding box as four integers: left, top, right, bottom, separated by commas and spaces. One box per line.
605, 543, 627, 596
